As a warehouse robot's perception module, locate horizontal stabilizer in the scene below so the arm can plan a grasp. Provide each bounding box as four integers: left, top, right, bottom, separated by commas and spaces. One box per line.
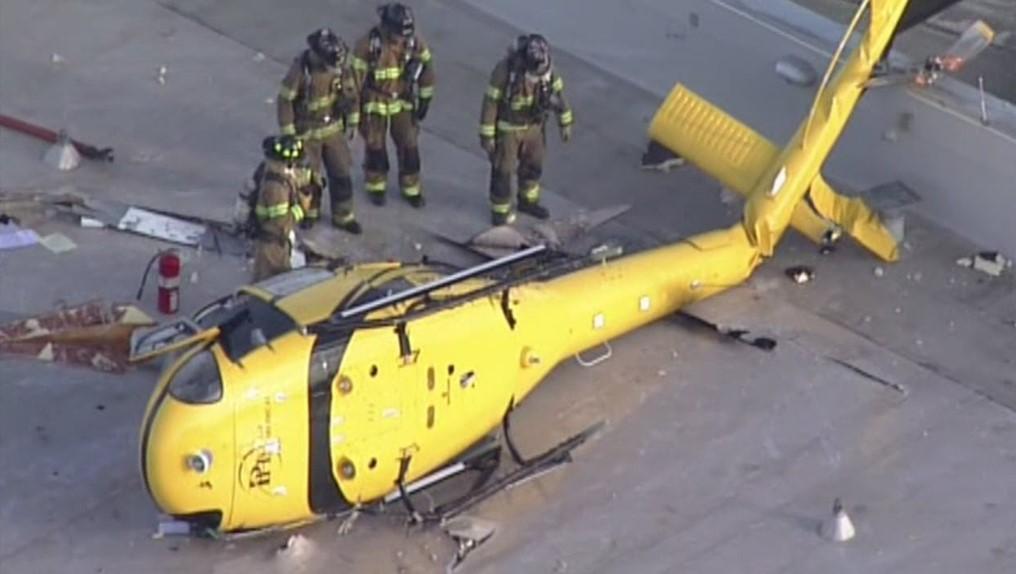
648, 84, 900, 261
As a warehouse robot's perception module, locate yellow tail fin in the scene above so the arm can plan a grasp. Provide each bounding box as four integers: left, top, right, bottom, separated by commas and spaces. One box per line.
649, 0, 909, 261
649, 84, 899, 261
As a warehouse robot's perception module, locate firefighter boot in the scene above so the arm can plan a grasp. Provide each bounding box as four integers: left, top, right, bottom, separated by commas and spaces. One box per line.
518, 200, 549, 220
492, 210, 517, 226
333, 214, 363, 235
368, 191, 386, 206
405, 194, 426, 209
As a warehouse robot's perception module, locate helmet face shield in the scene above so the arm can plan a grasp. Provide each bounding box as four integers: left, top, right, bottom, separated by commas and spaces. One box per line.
523, 35, 551, 75
307, 28, 348, 69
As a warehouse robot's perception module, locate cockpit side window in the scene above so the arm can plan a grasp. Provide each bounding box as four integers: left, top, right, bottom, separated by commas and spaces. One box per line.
198, 295, 297, 363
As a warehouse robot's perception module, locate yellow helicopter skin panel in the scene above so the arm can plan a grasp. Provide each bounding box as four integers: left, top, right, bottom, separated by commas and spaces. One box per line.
332, 294, 517, 502
649, 84, 780, 195
142, 344, 236, 526
513, 225, 762, 401
222, 331, 315, 531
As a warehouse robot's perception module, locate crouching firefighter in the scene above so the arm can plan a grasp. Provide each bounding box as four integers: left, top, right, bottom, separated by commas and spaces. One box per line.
278, 28, 362, 234
352, 3, 434, 207
251, 135, 313, 282
480, 34, 573, 225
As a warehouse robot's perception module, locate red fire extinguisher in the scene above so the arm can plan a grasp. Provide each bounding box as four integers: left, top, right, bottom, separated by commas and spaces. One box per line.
137, 249, 182, 315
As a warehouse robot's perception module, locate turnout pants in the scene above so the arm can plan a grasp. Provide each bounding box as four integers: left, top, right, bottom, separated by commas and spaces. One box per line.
489, 124, 544, 215
303, 130, 355, 225
252, 236, 291, 282
360, 110, 422, 199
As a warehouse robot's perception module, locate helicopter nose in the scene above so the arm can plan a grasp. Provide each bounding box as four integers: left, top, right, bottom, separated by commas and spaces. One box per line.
142, 395, 235, 529
141, 351, 234, 531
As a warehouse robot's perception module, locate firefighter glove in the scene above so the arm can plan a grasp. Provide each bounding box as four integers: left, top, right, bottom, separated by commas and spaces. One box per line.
296, 190, 313, 213
480, 136, 495, 157
415, 99, 430, 122
560, 124, 572, 143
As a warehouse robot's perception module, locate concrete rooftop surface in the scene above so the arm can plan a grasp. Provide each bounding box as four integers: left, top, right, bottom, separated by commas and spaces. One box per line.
1, 1, 1015, 573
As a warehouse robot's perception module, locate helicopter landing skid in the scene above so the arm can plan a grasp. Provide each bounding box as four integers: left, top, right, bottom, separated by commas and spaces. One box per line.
420, 419, 604, 523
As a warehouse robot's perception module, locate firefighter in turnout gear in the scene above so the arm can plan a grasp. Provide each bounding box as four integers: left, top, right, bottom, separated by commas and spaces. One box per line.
278, 28, 362, 234
252, 136, 313, 281
480, 34, 573, 225
352, 3, 434, 207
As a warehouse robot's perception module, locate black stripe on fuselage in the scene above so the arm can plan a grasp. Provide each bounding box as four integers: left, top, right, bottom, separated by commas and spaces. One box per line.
307, 332, 354, 514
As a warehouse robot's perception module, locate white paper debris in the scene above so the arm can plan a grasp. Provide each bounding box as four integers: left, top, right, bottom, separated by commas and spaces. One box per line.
956, 251, 1011, 277
39, 233, 77, 253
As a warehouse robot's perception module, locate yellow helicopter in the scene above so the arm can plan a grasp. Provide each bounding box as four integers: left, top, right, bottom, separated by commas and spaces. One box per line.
135, 0, 918, 536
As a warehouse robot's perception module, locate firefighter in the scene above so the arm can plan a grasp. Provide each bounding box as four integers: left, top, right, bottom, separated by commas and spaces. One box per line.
278, 28, 362, 234
351, 3, 434, 207
252, 135, 313, 282
480, 34, 573, 225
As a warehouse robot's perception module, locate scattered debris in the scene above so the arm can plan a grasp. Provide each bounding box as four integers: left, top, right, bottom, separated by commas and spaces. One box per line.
156, 65, 168, 85
873, 265, 885, 277
265, 97, 275, 105
819, 498, 856, 542
253, 52, 266, 62
66, 195, 247, 255
276, 534, 313, 563
0, 300, 154, 373
554, 558, 569, 573
0, 222, 40, 250
827, 356, 906, 395
774, 54, 817, 86
153, 519, 191, 538
117, 207, 206, 245
80, 217, 105, 228
336, 508, 361, 536
956, 251, 1011, 277
818, 244, 836, 255
719, 187, 739, 205
676, 312, 777, 351
785, 265, 815, 284
443, 515, 497, 572
436, 204, 630, 260
0, 114, 114, 161
50, 52, 65, 65
38, 232, 77, 254
43, 131, 81, 171
640, 140, 684, 172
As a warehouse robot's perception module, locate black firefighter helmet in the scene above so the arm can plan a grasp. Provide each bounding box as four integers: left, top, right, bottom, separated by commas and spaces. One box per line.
378, 3, 415, 38
306, 27, 348, 68
262, 135, 304, 164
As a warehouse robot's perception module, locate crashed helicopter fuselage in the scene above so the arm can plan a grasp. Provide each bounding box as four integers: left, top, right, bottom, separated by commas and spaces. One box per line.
139, 0, 911, 534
